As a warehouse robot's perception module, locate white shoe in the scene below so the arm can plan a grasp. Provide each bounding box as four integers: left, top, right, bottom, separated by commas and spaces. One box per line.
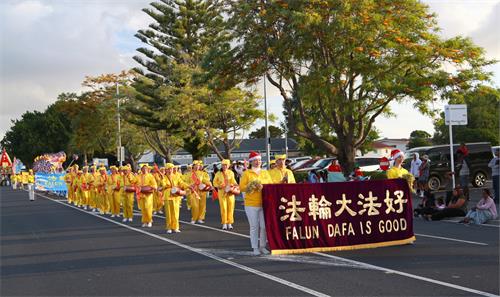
158, 211, 163, 214
153, 211, 157, 215
174, 229, 181, 233
147, 223, 152, 228
252, 248, 261, 256
111, 215, 115, 218
228, 224, 233, 230
190, 220, 196, 224
84, 206, 87, 210
128, 218, 133, 222
122, 218, 127, 223
222, 224, 228, 230
142, 223, 146, 227
197, 220, 205, 224
166, 229, 172, 234
260, 248, 270, 255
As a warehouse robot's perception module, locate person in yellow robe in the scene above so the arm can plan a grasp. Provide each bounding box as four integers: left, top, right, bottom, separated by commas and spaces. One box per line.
386, 149, 414, 190
79, 166, 92, 210
213, 159, 239, 230
121, 165, 137, 223
88, 166, 98, 212
161, 163, 188, 233
187, 160, 212, 224
137, 164, 157, 227
152, 167, 165, 215
182, 165, 193, 210
268, 154, 296, 184
239, 151, 273, 256
64, 167, 73, 203
96, 166, 108, 214
386, 149, 410, 179
107, 166, 122, 218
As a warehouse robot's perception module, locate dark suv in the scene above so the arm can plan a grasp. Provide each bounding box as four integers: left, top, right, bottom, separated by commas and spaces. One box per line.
405, 142, 493, 191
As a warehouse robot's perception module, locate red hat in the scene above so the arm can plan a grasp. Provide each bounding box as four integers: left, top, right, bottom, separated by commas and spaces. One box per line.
248, 151, 261, 162
390, 149, 404, 160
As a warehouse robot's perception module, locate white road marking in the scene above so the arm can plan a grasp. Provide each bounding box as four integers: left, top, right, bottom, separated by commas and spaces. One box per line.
414, 233, 488, 246
442, 219, 500, 228
35, 192, 330, 297
35, 191, 499, 297
314, 252, 499, 297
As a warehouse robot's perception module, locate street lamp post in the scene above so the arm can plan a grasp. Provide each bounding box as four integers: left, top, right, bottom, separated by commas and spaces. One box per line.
116, 82, 123, 166
263, 75, 271, 169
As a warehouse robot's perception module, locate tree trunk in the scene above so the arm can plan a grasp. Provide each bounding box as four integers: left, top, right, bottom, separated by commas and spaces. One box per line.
337, 143, 356, 176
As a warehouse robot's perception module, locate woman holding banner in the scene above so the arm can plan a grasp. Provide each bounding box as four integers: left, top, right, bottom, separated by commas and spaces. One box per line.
269, 154, 295, 184
213, 159, 240, 230
239, 151, 273, 256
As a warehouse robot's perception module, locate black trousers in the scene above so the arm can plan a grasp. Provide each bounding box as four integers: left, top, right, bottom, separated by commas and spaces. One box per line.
431, 208, 466, 221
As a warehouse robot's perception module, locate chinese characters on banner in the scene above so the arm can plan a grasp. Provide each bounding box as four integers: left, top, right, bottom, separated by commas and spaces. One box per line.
35, 173, 68, 192
262, 179, 415, 255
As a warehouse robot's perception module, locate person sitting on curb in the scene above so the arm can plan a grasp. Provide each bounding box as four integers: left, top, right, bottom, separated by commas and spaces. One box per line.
460, 189, 498, 225
425, 186, 467, 221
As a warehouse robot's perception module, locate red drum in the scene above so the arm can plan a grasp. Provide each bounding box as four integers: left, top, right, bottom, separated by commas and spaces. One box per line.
124, 186, 136, 193
140, 186, 154, 194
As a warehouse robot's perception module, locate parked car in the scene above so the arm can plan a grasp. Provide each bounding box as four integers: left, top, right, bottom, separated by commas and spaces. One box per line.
405, 142, 492, 191
293, 158, 336, 173
355, 156, 382, 172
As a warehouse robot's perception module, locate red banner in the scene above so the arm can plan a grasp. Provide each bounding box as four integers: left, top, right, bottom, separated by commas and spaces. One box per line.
263, 179, 415, 255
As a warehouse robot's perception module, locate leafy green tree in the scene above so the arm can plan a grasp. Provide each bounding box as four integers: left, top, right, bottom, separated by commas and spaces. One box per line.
433, 85, 499, 145
205, 0, 495, 173
249, 125, 284, 139
128, 0, 263, 161
408, 130, 433, 149
1, 102, 72, 166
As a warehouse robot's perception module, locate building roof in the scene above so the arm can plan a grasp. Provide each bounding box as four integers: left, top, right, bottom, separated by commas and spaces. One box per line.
371, 141, 394, 149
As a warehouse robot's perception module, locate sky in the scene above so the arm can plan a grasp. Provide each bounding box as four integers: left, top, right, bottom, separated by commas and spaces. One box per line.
1, 0, 499, 141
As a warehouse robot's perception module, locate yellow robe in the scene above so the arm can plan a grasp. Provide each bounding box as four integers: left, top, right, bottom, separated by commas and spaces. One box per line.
107, 173, 123, 216
239, 169, 273, 207
268, 167, 296, 184
161, 174, 188, 230
213, 170, 238, 225
122, 173, 137, 220
186, 170, 212, 222
137, 173, 157, 224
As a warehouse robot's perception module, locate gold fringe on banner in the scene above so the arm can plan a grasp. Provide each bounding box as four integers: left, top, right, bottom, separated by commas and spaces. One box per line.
270, 236, 416, 255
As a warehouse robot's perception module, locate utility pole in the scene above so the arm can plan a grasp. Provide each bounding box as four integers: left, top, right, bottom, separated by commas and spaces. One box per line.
116, 82, 123, 166
263, 75, 271, 169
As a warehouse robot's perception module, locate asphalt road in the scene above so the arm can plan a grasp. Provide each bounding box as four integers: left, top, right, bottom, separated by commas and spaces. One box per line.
1, 186, 498, 297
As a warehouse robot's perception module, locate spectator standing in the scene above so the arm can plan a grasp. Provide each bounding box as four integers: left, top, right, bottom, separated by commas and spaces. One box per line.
410, 153, 422, 192
488, 148, 499, 203
456, 143, 470, 197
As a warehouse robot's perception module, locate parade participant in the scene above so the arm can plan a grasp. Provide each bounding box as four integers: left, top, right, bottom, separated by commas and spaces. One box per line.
96, 166, 108, 214
107, 166, 122, 218
182, 165, 193, 210
88, 165, 98, 212
239, 151, 273, 256
122, 164, 137, 223
386, 149, 410, 179
137, 164, 157, 227
269, 154, 295, 184
161, 163, 188, 233
213, 159, 239, 230
187, 160, 212, 224
74, 170, 84, 207
387, 149, 414, 190
269, 160, 276, 170
71, 165, 80, 205
153, 164, 165, 215
79, 166, 91, 210
64, 167, 73, 203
